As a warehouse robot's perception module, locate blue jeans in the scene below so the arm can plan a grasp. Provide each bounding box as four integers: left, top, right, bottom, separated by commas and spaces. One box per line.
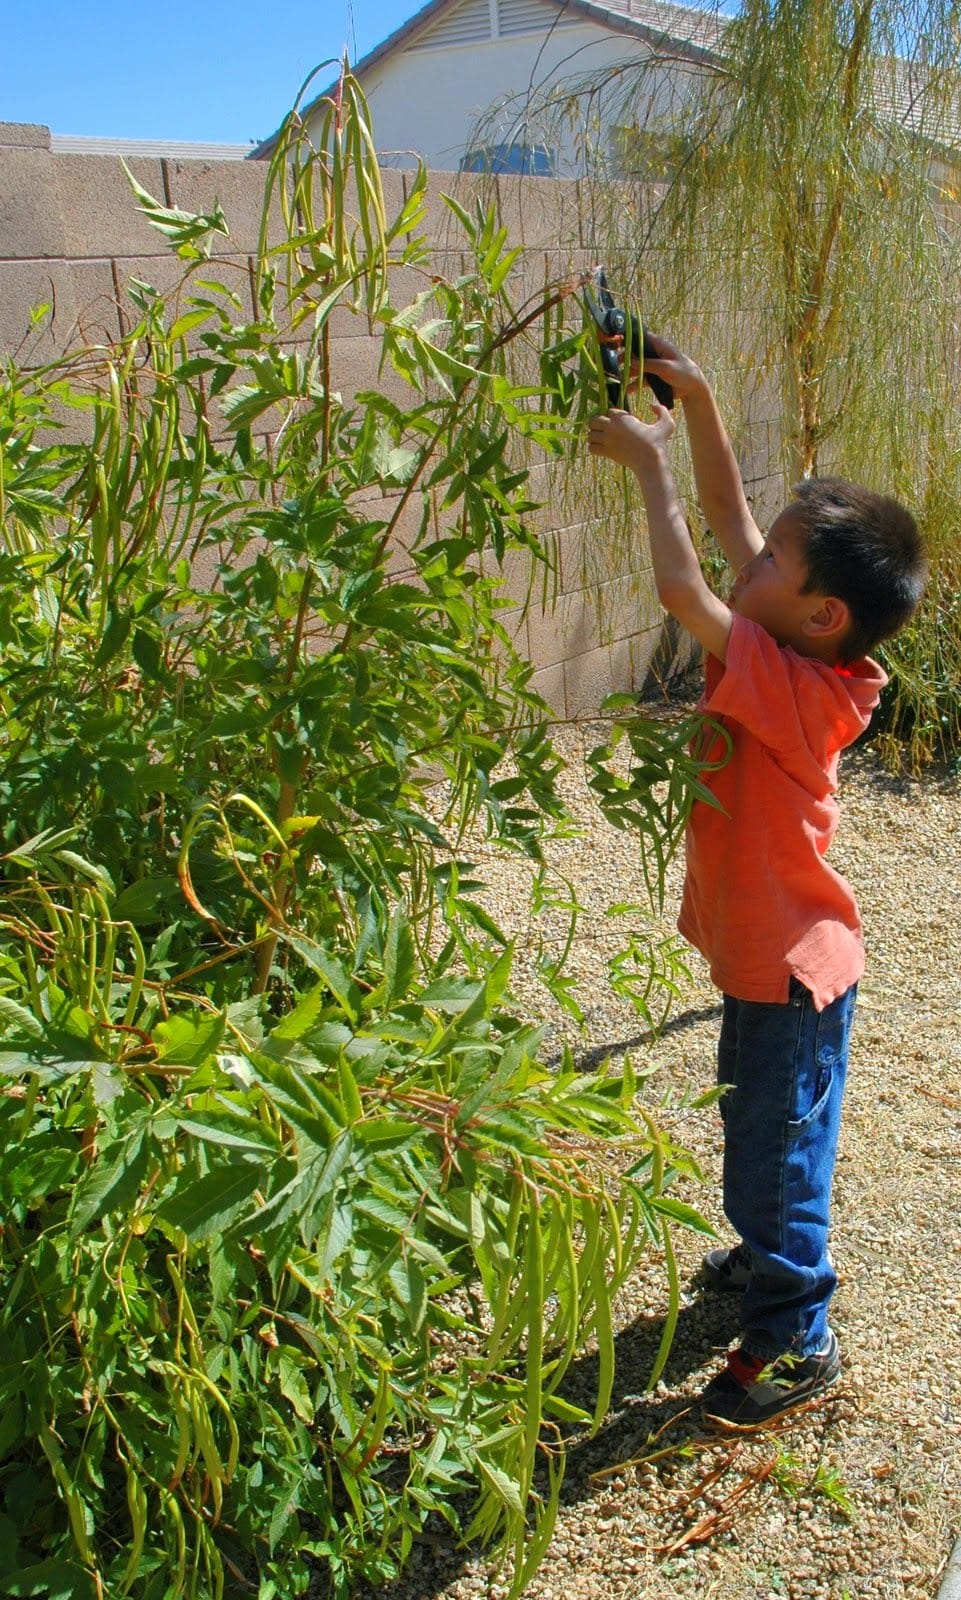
717, 979, 857, 1360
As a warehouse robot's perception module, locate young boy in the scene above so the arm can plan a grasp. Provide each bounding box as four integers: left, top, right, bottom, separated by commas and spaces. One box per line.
587, 340, 927, 1426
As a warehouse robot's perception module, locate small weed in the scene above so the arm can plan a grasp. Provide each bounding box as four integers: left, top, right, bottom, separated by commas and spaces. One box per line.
811, 1461, 856, 1520
771, 1445, 806, 1497
772, 1443, 855, 1521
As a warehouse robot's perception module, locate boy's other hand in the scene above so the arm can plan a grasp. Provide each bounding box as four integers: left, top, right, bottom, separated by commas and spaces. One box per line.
588, 404, 675, 469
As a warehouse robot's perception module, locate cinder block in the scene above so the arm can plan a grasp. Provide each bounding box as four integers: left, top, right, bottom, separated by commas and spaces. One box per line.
576, 176, 618, 254
327, 329, 414, 409
0, 259, 117, 363
525, 588, 575, 669
628, 626, 663, 690
526, 572, 653, 670
14, 265, 121, 443
527, 483, 607, 576
539, 245, 596, 308
164, 156, 279, 257
70, 260, 125, 348
191, 532, 265, 596
52, 154, 168, 258
564, 629, 658, 722
99, 255, 262, 444
352, 484, 433, 572
378, 164, 408, 227
552, 520, 645, 596
528, 661, 565, 717
501, 248, 554, 330
551, 582, 613, 659
516, 177, 581, 251
563, 643, 617, 721
491, 596, 530, 658
112, 252, 254, 337
382, 252, 469, 320
415, 169, 491, 250
491, 175, 525, 244
0, 147, 68, 258
523, 459, 596, 539
635, 615, 699, 690
0, 123, 51, 150
487, 543, 540, 607
609, 634, 638, 696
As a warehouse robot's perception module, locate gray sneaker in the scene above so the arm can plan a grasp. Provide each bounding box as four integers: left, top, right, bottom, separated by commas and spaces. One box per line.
701, 1329, 842, 1426
701, 1241, 752, 1291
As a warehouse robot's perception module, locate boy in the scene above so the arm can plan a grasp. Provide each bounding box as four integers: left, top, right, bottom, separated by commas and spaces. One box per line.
587, 340, 926, 1426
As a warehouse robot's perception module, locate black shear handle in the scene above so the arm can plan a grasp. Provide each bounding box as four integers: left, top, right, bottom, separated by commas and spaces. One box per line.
600, 309, 674, 411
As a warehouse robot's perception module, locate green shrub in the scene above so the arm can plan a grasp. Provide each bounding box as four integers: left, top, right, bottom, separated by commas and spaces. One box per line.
0, 71, 716, 1599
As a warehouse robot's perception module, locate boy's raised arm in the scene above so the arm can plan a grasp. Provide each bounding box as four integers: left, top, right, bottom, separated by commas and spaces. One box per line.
641, 337, 763, 572
588, 406, 733, 664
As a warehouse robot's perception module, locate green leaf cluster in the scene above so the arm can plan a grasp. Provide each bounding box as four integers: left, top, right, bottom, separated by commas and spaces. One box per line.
0, 900, 704, 1599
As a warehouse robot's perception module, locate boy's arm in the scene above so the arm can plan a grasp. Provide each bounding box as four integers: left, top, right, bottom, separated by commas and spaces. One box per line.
588, 407, 734, 663
640, 337, 763, 571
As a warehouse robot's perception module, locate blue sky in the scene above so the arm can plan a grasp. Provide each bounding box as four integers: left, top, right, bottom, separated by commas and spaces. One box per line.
1, 0, 421, 146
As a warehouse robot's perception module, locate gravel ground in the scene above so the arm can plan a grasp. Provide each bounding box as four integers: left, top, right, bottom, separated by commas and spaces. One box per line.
370, 722, 961, 1600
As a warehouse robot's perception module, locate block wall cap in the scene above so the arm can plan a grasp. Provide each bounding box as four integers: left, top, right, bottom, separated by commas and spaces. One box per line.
0, 122, 52, 150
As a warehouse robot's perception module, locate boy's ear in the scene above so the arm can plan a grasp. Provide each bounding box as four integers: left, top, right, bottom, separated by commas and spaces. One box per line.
803, 594, 851, 641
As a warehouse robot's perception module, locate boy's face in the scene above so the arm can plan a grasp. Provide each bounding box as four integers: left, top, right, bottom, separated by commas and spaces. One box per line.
729, 505, 822, 651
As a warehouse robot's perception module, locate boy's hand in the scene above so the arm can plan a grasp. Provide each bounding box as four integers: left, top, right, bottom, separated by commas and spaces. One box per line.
588, 404, 675, 470
629, 334, 708, 406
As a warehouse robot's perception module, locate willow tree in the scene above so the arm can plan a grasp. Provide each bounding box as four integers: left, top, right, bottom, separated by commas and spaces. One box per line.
485, 0, 961, 757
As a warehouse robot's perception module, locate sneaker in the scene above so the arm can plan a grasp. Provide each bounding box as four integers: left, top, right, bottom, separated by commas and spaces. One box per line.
700, 1241, 752, 1292
701, 1329, 842, 1427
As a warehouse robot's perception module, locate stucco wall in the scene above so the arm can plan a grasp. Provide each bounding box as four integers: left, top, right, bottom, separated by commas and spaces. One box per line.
0, 118, 694, 718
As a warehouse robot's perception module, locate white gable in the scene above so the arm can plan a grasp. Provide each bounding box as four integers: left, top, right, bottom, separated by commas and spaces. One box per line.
289, 0, 718, 172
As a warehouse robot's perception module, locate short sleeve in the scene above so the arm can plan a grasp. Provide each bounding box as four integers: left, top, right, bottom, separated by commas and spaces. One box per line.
704, 615, 877, 762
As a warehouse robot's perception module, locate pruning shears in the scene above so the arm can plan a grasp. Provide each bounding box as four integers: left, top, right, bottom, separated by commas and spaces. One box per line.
582, 268, 674, 412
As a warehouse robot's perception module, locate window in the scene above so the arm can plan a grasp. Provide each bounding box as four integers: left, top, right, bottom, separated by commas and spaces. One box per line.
459, 142, 556, 176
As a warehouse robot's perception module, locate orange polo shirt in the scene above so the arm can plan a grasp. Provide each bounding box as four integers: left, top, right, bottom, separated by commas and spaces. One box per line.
678, 613, 886, 1010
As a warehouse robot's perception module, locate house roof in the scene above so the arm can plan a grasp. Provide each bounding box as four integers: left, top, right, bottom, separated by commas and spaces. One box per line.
248, 0, 725, 158
248, 0, 961, 163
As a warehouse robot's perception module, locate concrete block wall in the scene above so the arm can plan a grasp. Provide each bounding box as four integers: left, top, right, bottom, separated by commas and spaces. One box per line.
0, 121, 694, 720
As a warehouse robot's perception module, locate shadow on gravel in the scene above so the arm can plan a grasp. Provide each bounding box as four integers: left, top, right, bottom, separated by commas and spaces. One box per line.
550, 1284, 741, 1496
353, 1286, 741, 1600
356, 1007, 732, 1600
555, 1002, 723, 1073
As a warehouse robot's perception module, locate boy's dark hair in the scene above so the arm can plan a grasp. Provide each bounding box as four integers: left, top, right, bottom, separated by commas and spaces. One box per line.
791, 477, 927, 659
